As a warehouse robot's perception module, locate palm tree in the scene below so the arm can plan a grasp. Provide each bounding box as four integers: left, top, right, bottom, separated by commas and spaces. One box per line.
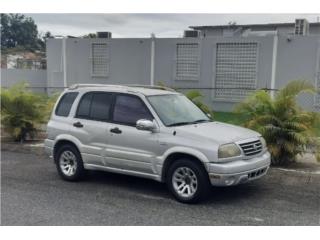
185, 90, 214, 119
235, 80, 320, 165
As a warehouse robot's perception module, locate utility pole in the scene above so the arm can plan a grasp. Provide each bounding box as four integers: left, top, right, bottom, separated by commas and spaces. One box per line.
150, 33, 155, 86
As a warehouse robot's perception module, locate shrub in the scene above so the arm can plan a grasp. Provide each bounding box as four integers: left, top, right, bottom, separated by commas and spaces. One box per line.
185, 90, 214, 119
235, 80, 320, 166
1, 83, 47, 142
44, 92, 60, 121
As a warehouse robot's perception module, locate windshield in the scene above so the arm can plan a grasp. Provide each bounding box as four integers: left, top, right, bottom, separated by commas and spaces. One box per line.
147, 94, 211, 126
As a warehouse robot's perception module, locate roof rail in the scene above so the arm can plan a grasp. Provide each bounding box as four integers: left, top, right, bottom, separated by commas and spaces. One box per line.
125, 84, 176, 92
68, 83, 176, 92
68, 84, 123, 90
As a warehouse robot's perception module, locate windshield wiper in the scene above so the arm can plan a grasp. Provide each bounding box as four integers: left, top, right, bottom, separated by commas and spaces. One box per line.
167, 122, 193, 127
191, 119, 212, 124
167, 119, 211, 127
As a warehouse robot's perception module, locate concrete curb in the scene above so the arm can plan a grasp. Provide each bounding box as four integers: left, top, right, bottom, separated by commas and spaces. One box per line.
1, 142, 46, 156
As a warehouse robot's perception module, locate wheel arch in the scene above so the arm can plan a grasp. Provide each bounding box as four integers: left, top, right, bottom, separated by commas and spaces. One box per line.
161, 149, 209, 182
53, 135, 82, 162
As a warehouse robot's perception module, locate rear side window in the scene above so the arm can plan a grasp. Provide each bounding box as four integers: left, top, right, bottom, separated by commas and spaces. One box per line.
90, 93, 113, 121
112, 94, 153, 126
76, 93, 93, 118
76, 92, 113, 121
55, 92, 78, 117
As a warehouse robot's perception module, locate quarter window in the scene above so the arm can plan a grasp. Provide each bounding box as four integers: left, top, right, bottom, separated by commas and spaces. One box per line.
112, 95, 153, 126
55, 92, 78, 117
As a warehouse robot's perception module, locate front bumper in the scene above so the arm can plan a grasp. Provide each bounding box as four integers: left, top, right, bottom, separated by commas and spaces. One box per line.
208, 151, 271, 186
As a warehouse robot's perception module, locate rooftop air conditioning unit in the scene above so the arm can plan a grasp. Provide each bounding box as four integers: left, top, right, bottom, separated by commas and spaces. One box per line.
294, 19, 309, 36
183, 30, 200, 38
97, 32, 112, 38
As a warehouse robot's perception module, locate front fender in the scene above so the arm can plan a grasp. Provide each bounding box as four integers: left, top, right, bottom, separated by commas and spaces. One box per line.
160, 146, 210, 164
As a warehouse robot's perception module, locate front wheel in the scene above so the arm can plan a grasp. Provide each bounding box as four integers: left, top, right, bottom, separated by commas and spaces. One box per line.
166, 159, 211, 203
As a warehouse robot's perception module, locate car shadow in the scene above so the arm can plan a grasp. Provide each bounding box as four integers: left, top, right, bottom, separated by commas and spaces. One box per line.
84, 170, 265, 205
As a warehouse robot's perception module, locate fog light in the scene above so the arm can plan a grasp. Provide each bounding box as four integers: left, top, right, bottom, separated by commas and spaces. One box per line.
225, 177, 235, 186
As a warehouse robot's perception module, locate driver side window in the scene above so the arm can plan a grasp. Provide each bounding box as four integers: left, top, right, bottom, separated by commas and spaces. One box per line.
112, 94, 153, 126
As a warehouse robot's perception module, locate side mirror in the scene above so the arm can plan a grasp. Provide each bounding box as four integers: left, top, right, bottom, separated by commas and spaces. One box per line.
136, 119, 156, 132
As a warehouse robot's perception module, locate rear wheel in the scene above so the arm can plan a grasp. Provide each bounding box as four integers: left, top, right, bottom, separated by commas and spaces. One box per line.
55, 144, 85, 181
166, 159, 210, 203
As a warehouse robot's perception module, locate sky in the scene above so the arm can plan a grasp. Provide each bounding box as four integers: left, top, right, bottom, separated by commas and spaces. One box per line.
27, 13, 320, 38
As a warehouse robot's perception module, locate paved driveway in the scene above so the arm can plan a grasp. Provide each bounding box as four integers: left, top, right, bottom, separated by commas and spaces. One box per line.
1, 150, 319, 225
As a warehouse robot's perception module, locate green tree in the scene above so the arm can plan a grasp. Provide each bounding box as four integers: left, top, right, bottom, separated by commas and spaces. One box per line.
235, 80, 320, 165
1, 14, 39, 51
82, 33, 97, 38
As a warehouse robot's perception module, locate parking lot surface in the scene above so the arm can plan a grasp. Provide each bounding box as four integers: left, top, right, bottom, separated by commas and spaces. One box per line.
1, 150, 319, 225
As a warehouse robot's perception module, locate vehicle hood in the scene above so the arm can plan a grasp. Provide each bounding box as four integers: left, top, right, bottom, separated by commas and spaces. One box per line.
174, 121, 260, 145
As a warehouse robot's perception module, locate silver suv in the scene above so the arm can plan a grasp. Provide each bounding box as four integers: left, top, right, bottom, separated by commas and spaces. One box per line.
45, 84, 271, 203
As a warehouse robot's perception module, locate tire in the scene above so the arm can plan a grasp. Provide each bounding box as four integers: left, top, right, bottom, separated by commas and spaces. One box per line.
166, 158, 211, 203
55, 144, 85, 181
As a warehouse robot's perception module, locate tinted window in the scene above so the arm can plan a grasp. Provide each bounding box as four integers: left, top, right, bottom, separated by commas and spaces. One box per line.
90, 93, 112, 121
55, 92, 78, 117
76, 93, 93, 118
76, 92, 112, 121
113, 95, 153, 126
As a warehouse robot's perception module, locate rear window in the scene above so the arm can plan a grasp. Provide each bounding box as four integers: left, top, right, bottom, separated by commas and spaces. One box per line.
76, 92, 113, 121
55, 92, 78, 117
90, 93, 113, 121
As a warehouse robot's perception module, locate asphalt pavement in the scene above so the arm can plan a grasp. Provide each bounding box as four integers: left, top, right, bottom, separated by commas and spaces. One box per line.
1, 150, 319, 225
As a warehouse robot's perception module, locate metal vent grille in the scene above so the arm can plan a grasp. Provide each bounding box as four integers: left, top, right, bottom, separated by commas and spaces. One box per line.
91, 43, 109, 77
215, 42, 258, 100
239, 139, 262, 156
176, 43, 199, 80
248, 167, 267, 179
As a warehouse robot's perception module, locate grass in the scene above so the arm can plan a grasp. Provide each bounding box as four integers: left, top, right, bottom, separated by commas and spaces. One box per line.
213, 111, 247, 126
213, 111, 320, 137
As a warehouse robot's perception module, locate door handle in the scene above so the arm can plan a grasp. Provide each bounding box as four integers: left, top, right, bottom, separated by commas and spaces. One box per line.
73, 121, 83, 128
110, 127, 122, 134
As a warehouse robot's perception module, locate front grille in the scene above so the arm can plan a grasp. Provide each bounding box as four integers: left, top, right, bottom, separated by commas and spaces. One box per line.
239, 139, 262, 156
248, 167, 267, 179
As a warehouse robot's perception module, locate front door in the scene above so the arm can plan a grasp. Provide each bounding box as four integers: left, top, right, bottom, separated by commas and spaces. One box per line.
105, 93, 160, 174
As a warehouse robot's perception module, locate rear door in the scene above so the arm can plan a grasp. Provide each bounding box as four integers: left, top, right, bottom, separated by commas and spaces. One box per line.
70, 91, 113, 166
105, 93, 160, 174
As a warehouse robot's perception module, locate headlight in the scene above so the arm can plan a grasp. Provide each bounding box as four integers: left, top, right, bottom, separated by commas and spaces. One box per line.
218, 143, 241, 158
260, 136, 267, 149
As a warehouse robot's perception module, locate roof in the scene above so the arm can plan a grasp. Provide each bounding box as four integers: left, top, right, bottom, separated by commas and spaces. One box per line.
68, 84, 177, 96
190, 22, 320, 30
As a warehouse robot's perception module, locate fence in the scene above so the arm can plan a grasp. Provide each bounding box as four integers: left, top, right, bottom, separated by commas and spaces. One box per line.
2, 85, 319, 113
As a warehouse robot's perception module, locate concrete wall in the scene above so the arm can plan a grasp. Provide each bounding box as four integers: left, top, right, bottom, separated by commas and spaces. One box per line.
275, 35, 320, 111
1, 69, 47, 93
46, 38, 152, 88
45, 35, 320, 112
